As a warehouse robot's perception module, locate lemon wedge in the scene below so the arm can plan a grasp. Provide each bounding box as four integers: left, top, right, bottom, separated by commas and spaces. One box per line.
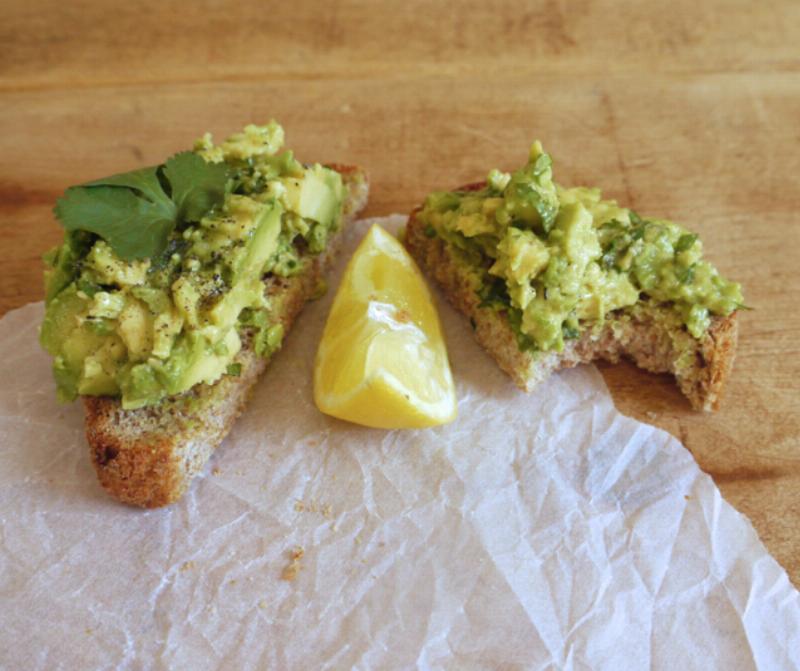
314, 224, 457, 429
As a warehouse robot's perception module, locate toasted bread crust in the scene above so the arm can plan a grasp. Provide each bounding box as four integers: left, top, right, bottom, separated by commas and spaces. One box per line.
405, 188, 737, 412
83, 166, 368, 507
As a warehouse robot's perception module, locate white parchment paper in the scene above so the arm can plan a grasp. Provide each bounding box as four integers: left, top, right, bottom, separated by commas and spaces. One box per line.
1, 216, 798, 671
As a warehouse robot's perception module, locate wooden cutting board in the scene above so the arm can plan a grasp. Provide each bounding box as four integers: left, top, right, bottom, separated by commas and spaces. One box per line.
1, 0, 798, 586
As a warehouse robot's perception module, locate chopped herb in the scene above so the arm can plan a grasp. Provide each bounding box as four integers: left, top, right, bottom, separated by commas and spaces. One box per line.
599, 219, 627, 235
629, 210, 644, 226
601, 238, 622, 270
507, 306, 538, 352
226, 363, 242, 377
677, 264, 696, 284
76, 278, 101, 297
478, 278, 511, 309
675, 233, 698, 253
84, 317, 114, 336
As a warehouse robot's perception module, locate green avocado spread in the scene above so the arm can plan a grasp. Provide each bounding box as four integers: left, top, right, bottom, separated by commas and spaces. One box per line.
417, 142, 743, 353
41, 122, 345, 408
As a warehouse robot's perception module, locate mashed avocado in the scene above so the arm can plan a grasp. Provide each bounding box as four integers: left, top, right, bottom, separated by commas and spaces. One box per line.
41, 122, 344, 408
418, 142, 743, 352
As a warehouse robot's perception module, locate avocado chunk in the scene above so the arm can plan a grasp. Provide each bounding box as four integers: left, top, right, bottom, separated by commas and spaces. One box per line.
230, 199, 283, 284
78, 338, 125, 396
40, 285, 124, 401
281, 164, 343, 228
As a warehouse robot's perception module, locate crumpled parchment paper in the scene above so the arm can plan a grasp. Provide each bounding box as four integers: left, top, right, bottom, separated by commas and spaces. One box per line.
1, 216, 798, 671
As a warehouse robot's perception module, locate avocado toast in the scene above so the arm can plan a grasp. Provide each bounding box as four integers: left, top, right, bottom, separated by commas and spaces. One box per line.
405, 142, 741, 411
41, 123, 368, 506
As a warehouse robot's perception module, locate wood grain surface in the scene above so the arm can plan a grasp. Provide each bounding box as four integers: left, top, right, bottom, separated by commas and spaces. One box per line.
2, 1, 799, 586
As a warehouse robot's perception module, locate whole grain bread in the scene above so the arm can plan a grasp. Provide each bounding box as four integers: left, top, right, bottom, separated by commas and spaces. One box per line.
405, 183, 737, 412
84, 165, 368, 507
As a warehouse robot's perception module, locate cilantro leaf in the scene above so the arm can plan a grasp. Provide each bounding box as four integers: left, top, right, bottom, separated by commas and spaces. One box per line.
55, 186, 175, 261
86, 165, 175, 219
53, 153, 230, 261
163, 151, 229, 222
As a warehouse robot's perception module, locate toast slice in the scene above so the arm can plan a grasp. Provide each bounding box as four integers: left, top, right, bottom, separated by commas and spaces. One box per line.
405, 182, 738, 412
84, 166, 368, 507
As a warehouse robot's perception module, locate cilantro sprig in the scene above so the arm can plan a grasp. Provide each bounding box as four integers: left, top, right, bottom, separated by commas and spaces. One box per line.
54, 152, 229, 261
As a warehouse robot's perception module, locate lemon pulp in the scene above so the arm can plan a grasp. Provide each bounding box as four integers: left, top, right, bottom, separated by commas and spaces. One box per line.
314, 224, 457, 429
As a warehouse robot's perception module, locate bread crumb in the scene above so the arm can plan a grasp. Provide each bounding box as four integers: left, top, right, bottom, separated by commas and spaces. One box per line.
394, 308, 412, 323
645, 411, 658, 421
180, 561, 195, 572
85, 628, 93, 635
294, 499, 333, 518
212, 467, 221, 476
281, 546, 305, 581
684, 495, 691, 500
259, 599, 268, 609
